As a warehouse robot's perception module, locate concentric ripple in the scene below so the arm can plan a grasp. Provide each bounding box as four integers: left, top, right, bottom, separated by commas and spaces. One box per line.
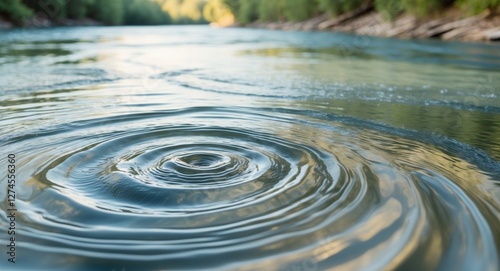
2, 107, 500, 271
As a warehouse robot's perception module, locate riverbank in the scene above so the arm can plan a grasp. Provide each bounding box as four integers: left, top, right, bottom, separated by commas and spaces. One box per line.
2, 8, 498, 42
0, 15, 102, 30
0, 16, 13, 29
243, 7, 500, 42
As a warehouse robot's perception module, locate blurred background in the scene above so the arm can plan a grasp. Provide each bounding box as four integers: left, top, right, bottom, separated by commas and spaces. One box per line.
0, 0, 498, 29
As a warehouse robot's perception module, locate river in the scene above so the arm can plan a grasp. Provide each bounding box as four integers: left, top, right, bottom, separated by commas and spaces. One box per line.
0, 25, 499, 271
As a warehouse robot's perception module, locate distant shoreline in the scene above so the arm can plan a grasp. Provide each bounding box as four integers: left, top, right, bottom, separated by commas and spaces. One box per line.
2, 9, 499, 43
0, 15, 206, 31
237, 8, 500, 42
0, 15, 103, 30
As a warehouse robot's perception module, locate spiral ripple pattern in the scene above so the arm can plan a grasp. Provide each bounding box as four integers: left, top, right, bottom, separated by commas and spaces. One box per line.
3, 107, 500, 271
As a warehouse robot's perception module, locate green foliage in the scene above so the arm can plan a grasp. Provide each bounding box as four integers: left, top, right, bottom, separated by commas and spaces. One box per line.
5, 0, 177, 25
317, 0, 366, 15
22, 0, 67, 19
158, 0, 207, 24
375, 0, 403, 20
237, 0, 258, 24
456, 0, 500, 14
401, 0, 453, 16
0, 0, 33, 23
283, 0, 318, 21
66, 0, 94, 20
258, 0, 284, 22
1, 0, 498, 27
123, 0, 170, 25
88, 0, 124, 25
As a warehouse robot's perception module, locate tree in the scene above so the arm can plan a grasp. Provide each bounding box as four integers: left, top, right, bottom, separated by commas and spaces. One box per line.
123, 0, 171, 25
203, 0, 234, 25
158, 0, 206, 24
375, 0, 403, 20
88, 0, 124, 25
221, 0, 240, 14
22, 0, 67, 19
317, 0, 367, 15
0, 0, 33, 23
283, 0, 318, 21
456, 0, 500, 14
237, 0, 258, 24
401, 0, 454, 16
258, 0, 284, 22
179, 0, 204, 23
66, 0, 94, 20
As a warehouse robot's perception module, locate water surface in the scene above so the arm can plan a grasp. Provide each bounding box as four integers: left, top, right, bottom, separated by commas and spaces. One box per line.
0, 26, 499, 271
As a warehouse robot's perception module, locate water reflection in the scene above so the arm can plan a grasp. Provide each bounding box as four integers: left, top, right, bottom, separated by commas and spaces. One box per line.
295, 99, 500, 160
0, 26, 499, 271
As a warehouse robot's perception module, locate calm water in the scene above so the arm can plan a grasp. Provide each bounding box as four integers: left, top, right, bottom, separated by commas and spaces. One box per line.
1, 25, 500, 271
